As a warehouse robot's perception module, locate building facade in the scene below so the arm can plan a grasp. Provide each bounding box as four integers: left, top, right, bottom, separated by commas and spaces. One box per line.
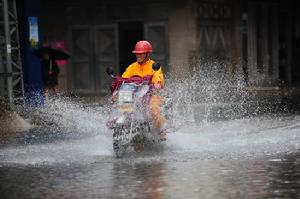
37, 0, 300, 96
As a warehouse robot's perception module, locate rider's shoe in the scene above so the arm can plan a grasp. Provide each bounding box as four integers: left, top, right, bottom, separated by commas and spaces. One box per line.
159, 131, 167, 141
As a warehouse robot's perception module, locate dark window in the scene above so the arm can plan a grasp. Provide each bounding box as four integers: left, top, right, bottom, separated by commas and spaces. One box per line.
268, 7, 273, 76
278, 10, 288, 83
256, 5, 263, 73
118, 22, 144, 74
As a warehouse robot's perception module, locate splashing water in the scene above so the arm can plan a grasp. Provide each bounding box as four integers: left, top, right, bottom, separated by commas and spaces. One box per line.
166, 115, 300, 158
1, 60, 299, 165
0, 96, 114, 165
164, 59, 289, 127
164, 60, 247, 126
161, 59, 300, 159
37, 97, 111, 136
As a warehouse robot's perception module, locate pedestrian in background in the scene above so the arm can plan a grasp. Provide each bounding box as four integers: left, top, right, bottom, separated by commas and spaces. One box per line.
40, 51, 60, 101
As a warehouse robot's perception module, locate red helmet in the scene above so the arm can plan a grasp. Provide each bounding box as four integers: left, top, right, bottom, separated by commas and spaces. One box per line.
132, 40, 153, 53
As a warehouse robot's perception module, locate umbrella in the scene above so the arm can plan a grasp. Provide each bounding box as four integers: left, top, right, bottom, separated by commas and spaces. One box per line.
33, 46, 71, 60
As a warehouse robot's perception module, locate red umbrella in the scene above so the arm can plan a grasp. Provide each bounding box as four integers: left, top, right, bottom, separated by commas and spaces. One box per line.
53, 42, 68, 66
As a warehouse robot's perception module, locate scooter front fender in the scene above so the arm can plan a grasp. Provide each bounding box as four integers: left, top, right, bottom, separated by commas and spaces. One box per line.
116, 115, 127, 125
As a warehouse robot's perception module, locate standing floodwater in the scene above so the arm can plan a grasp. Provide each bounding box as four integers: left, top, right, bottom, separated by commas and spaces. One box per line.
1, 108, 300, 198
1, 67, 300, 198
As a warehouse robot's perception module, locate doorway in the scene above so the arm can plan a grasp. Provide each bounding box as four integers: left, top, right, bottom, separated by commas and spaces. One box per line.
118, 22, 144, 74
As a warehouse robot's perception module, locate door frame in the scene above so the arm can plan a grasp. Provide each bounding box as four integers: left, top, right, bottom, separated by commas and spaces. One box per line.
68, 24, 94, 94
94, 24, 119, 94
144, 21, 169, 72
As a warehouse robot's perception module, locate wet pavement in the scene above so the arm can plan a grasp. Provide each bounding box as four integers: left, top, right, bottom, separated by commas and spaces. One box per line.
1, 150, 300, 198
1, 111, 300, 198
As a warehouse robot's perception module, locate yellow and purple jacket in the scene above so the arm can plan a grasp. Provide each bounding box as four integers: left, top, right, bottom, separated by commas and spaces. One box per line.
122, 59, 164, 87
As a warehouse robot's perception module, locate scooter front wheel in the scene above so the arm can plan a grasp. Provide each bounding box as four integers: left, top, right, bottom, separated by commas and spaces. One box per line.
113, 128, 126, 158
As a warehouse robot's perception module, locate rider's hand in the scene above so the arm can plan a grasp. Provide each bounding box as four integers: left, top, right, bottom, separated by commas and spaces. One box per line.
154, 83, 162, 89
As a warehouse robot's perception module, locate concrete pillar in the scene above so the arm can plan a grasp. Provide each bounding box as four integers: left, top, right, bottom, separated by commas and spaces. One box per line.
168, 0, 197, 78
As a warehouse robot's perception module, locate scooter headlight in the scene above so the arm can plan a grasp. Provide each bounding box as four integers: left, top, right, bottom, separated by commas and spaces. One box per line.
118, 90, 133, 104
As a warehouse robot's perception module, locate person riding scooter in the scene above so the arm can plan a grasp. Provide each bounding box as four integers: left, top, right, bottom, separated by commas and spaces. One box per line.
122, 40, 166, 141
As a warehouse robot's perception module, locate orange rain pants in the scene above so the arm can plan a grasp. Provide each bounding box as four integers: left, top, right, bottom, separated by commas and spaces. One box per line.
149, 95, 166, 130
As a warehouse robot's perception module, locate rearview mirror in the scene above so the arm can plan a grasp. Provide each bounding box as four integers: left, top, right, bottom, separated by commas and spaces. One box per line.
152, 63, 161, 71
106, 67, 114, 76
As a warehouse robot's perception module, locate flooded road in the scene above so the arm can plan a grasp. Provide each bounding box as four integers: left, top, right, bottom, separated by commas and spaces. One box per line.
1, 112, 300, 199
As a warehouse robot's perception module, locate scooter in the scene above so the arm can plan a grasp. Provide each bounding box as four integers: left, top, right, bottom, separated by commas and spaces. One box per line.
106, 63, 167, 157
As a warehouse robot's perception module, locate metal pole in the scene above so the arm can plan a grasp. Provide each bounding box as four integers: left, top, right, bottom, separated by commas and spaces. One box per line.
2, 0, 13, 104
0, 0, 24, 106
12, 0, 25, 103
241, 0, 249, 85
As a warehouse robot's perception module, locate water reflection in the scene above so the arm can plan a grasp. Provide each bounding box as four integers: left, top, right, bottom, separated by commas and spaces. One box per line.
1, 153, 300, 199
111, 161, 166, 199
267, 156, 300, 198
